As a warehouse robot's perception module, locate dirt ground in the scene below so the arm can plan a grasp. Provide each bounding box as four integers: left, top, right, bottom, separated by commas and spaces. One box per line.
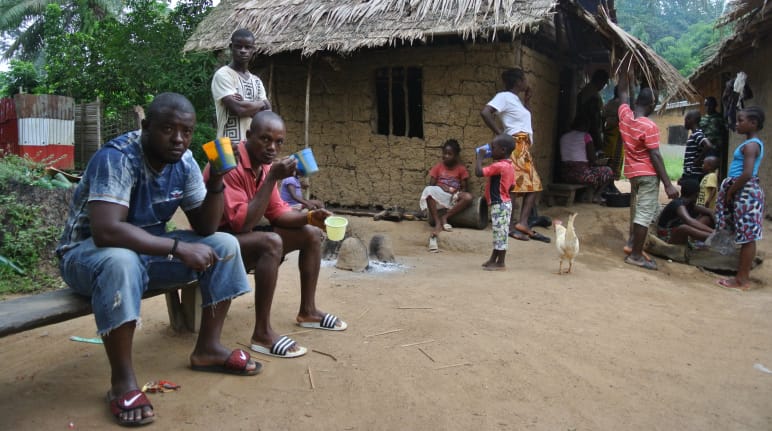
1, 188, 772, 430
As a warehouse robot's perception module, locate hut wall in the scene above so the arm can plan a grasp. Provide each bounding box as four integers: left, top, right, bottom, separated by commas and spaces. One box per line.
267, 41, 560, 209
652, 109, 689, 146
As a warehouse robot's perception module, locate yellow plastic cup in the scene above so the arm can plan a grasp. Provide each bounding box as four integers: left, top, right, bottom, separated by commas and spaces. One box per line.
203, 137, 237, 174
324, 216, 348, 241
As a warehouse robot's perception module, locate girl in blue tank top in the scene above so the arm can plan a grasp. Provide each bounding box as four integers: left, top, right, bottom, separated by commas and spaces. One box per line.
715, 107, 765, 290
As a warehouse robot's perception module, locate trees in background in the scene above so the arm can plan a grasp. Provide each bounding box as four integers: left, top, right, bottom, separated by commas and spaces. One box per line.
0, 0, 121, 61
1, 0, 219, 153
616, 0, 727, 77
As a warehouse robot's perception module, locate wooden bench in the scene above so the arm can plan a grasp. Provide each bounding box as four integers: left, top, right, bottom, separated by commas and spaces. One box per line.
546, 183, 590, 207
0, 282, 201, 338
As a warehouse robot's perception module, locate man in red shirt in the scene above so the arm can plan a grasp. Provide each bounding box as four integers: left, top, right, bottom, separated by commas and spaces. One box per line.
617, 74, 678, 270
205, 111, 347, 359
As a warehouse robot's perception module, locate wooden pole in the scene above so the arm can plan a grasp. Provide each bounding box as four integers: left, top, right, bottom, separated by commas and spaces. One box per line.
304, 61, 311, 149
304, 60, 312, 199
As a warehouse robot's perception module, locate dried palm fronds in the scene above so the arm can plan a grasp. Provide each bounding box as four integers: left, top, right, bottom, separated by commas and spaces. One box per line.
578, 5, 698, 108
719, 0, 769, 27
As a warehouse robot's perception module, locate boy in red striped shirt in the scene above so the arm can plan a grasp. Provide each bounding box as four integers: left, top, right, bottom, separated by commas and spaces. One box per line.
617, 74, 679, 270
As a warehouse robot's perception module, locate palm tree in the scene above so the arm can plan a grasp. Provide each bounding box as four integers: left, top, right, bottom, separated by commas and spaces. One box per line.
0, 0, 122, 60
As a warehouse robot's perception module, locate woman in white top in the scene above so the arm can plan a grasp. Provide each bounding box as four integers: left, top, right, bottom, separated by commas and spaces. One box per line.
559, 115, 614, 203
481, 68, 549, 243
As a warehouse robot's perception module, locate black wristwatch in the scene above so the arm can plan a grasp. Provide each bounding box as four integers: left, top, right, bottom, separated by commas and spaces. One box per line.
167, 238, 179, 261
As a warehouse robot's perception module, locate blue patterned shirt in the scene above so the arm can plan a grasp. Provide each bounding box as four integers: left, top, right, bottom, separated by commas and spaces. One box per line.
57, 131, 206, 255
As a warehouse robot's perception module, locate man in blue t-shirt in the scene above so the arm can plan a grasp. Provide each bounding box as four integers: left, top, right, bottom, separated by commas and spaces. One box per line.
57, 93, 259, 427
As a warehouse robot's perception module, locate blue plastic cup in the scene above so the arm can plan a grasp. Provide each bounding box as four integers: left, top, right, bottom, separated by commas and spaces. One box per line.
476, 143, 492, 158
291, 148, 319, 176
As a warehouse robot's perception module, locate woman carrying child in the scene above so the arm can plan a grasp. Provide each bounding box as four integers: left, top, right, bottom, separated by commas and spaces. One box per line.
419, 139, 473, 251
715, 107, 765, 290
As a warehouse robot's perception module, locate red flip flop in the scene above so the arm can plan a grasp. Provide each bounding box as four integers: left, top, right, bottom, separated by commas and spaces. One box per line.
190, 349, 262, 376
108, 389, 155, 427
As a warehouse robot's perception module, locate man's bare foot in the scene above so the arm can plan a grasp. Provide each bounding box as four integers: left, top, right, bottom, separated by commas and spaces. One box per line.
716, 278, 751, 291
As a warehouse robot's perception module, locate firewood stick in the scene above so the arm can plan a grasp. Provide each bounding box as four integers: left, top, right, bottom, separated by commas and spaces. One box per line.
400, 340, 435, 347
311, 349, 338, 362
357, 307, 370, 320
364, 328, 404, 338
307, 366, 315, 390
418, 347, 435, 362
435, 363, 470, 370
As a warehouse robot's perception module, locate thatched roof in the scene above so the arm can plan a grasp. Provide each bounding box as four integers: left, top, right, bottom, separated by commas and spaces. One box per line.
184, 0, 558, 56
690, 0, 772, 85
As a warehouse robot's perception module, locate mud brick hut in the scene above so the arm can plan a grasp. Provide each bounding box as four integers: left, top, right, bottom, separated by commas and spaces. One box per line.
185, 0, 693, 210
690, 0, 771, 215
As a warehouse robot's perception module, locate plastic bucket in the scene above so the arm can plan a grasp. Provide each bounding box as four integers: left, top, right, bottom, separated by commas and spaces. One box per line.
324, 216, 348, 241
292, 148, 319, 176
203, 137, 237, 174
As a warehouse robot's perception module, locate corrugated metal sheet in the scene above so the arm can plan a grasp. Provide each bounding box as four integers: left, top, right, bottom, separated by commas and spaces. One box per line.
13, 94, 74, 120
0, 97, 18, 155
19, 144, 74, 169
18, 118, 75, 146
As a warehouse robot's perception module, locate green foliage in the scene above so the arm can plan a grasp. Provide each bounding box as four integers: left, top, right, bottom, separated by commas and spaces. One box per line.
191, 122, 215, 168
616, 0, 727, 77
0, 155, 70, 295
0, 195, 64, 295
0, 0, 121, 60
663, 153, 685, 181
41, 0, 218, 123
0, 153, 47, 185
0, 59, 44, 96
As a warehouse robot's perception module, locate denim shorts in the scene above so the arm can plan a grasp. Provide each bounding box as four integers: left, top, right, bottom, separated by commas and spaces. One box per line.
629, 175, 660, 227
59, 230, 251, 335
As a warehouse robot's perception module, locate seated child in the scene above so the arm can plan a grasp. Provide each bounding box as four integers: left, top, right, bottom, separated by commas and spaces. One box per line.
475, 134, 516, 271
655, 178, 714, 245
280, 173, 323, 211
696, 156, 719, 210
420, 139, 473, 249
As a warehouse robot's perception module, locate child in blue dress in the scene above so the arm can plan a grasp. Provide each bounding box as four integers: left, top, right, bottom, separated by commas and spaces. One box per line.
715, 107, 765, 290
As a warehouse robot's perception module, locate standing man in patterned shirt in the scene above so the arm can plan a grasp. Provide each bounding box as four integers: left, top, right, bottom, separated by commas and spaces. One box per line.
212, 29, 272, 142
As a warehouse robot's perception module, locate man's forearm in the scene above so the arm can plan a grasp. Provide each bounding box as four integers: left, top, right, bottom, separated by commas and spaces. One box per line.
650, 150, 672, 187
243, 182, 277, 231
